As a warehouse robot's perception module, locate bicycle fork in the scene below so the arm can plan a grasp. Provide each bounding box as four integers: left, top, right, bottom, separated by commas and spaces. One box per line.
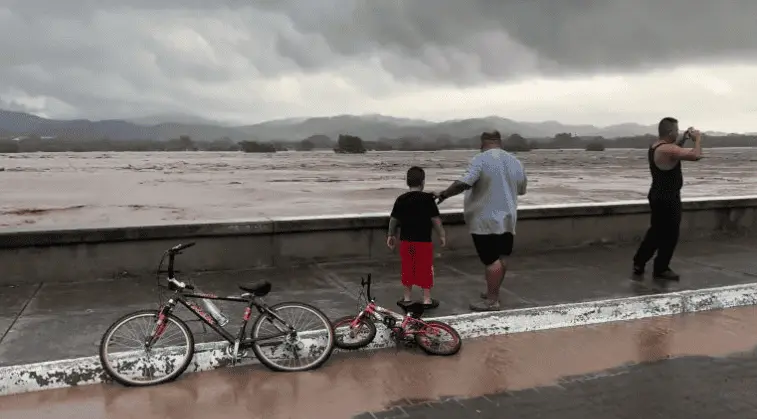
146, 303, 174, 348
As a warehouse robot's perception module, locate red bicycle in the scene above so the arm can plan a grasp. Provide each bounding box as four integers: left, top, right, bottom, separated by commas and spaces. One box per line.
333, 274, 461, 355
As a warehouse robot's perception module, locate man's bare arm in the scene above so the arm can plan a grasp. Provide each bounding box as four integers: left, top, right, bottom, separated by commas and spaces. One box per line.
431, 216, 445, 239
662, 131, 703, 161
511, 157, 527, 195
517, 173, 527, 195
438, 181, 471, 201
387, 217, 399, 237
663, 143, 702, 161
438, 158, 481, 201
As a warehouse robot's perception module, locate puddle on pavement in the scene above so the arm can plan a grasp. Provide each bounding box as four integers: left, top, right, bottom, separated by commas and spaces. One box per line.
3, 305, 757, 419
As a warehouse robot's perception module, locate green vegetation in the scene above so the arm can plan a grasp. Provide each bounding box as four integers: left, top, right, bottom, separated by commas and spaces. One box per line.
239, 140, 277, 153
0, 131, 754, 154
333, 134, 366, 154
584, 141, 606, 151
502, 134, 532, 152
297, 139, 315, 151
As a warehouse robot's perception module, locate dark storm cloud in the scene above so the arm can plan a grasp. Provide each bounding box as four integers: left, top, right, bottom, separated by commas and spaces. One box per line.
1, 0, 756, 119
9, 0, 757, 78
0, 4, 305, 118
263, 0, 757, 79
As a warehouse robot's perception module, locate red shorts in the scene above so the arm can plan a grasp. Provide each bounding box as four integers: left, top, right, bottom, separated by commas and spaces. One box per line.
399, 240, 434, 289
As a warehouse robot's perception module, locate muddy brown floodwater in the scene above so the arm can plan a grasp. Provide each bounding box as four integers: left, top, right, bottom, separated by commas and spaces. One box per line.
1, 148, 756, 229
3, 306, 757, 419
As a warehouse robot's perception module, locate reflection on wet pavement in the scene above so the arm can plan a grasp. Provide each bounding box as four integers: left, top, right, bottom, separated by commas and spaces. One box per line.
366, 349, 757, 418
4, 306, 757, 419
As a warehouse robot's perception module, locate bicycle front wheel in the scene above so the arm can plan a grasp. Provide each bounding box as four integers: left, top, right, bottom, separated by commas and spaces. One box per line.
250, 302, 335, 372
333, 315, 376, 350
99, 309, 195, 386
414, 320, 462, 356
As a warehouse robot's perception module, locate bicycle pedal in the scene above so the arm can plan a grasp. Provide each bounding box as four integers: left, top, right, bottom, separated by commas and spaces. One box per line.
228, 354, 248, 366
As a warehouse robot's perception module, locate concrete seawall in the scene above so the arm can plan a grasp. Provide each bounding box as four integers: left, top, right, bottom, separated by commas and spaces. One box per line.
0, 196, 755, 285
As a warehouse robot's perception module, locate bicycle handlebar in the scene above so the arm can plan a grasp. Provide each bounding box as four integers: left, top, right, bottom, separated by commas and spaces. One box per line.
167, 277, 195, 291
170, 242, 196, 253
165, 242, 195, 280
361, 273, 373, 301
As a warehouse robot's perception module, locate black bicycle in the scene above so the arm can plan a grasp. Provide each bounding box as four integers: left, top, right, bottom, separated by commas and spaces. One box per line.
99, 242, 336, 386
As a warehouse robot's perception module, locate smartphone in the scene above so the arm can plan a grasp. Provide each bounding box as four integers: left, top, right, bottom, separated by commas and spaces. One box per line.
676, 129, 692, 146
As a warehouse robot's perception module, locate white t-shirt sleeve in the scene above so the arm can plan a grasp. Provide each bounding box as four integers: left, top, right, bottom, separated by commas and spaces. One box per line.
459, 156, 483, 186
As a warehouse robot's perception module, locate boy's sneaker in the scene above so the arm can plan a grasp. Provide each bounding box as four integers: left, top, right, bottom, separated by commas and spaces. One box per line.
422, 299, 440, 309
470, 300, 501, 312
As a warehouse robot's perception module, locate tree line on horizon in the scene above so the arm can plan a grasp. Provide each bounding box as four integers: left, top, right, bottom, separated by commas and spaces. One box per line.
0, 132, 754, 154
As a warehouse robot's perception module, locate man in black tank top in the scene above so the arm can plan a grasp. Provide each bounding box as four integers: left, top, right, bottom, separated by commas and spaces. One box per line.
632, 117, 703, 285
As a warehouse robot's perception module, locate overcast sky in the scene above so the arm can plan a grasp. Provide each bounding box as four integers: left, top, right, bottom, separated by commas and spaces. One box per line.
1, 0, 757, 131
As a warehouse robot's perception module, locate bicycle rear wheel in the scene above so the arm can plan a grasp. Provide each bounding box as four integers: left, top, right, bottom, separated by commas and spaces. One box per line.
99, 309, 195, 386
333, 315, 377, 350
251, 302, 335, 372
414, 320, 462, 356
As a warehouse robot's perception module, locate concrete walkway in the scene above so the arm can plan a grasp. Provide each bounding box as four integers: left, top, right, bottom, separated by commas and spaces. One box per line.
1, 237, 755, 368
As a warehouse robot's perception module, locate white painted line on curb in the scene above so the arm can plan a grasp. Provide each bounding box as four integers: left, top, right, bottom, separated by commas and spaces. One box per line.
2, 282, 757, 397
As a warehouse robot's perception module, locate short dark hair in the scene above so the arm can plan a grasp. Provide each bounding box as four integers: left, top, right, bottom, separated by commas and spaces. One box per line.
406, 166, 425, 188
658, 117, 679, 139
481, 130, 502, 142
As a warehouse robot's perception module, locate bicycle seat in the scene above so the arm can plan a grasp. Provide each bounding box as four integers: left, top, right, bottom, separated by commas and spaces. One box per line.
238, 281, 272, 297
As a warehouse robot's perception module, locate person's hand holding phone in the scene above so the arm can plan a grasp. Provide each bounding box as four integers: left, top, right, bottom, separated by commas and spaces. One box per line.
690, 128, 701, 142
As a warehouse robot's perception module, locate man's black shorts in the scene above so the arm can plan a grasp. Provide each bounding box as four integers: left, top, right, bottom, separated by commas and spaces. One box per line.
471, 233, 514, 266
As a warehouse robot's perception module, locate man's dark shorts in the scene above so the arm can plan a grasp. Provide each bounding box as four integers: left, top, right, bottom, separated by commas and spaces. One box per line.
471, 233, 514, 266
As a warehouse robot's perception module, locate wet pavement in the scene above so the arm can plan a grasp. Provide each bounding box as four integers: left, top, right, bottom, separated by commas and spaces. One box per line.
3, 305, 757, 419
1, 237, 756, 367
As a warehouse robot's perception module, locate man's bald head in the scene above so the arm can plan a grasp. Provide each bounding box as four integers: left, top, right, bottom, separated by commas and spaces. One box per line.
480, 130, 502, 150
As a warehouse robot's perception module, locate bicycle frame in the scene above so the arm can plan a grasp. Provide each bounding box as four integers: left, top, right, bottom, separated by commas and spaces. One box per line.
155, 291, 291, 348
350, 274, 430, 338
148, 243, 293, 351
353, 301, 427, 336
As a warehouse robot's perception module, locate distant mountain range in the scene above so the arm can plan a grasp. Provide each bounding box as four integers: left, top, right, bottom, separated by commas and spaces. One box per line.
0, 109, 683, 143
124, 112, 232, 127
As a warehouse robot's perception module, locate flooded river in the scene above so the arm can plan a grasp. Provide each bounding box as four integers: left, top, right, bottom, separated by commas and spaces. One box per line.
1, 148, 756, 229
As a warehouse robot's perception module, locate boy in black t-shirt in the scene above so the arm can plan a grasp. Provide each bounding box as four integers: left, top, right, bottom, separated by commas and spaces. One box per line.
387, 166, 446, 309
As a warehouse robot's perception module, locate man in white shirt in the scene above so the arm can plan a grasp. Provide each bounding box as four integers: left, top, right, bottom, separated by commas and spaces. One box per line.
435, 130, 527, 311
